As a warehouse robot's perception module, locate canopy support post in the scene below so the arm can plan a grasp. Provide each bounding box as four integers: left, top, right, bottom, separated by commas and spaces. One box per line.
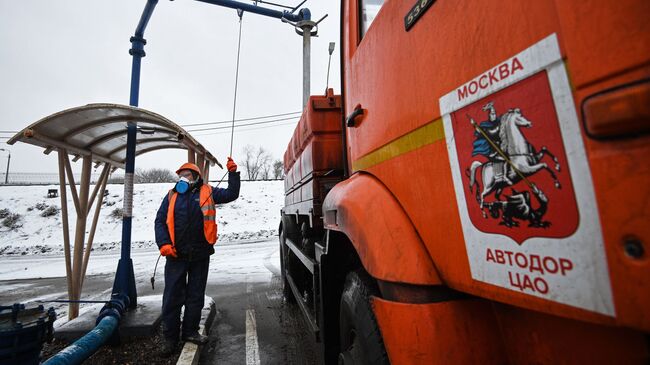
86, 163, 109, 214
197, 153, 205, 177
204, 162, 210, 182
81, 163, 111, 289
70, 155, 92, 317
62, 155, 81, 217
58, 149, 75, 319
188, 150, 196, 164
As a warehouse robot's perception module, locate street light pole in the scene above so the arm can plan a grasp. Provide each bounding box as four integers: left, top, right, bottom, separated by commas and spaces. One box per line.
0, 148, 10, 184
326, 42, 335, 93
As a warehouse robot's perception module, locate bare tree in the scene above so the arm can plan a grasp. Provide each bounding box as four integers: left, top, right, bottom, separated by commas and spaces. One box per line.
106, 175, 125, 184
272, 160, 284, 179
261, 162, 271, 180
242, 145, 272, 180
134, 168, 176, 183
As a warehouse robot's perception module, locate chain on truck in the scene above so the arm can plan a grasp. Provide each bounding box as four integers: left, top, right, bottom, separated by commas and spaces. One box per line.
279, 0, 650, 364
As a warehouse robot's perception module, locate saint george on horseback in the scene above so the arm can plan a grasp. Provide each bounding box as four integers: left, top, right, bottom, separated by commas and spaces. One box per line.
470, 102, 512, 185
465, 102, 562, 226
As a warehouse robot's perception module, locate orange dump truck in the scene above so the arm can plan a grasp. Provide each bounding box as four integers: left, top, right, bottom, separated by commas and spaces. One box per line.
280, 1, 649, 363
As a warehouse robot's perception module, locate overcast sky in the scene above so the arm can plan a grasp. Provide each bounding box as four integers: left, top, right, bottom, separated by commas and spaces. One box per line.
0, 0, 340, 175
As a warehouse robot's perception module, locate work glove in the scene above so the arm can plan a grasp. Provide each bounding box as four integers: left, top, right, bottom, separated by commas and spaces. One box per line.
159, 244, 177, 258
226, 157, 237, 172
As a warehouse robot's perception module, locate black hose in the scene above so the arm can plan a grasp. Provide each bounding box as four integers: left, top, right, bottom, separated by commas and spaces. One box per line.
150, 254, 162, 290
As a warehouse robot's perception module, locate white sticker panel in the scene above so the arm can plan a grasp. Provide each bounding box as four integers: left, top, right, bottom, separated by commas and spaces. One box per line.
438, 34, 614, 316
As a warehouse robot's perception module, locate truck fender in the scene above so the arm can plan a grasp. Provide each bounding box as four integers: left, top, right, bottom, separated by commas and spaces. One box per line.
323, 173, 441, 285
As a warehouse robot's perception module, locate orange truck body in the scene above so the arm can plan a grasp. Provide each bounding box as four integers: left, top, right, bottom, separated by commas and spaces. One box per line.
281, 0, 649, 363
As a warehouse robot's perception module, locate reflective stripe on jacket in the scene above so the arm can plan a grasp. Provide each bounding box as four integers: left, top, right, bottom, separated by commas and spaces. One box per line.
166, 184, 217, 245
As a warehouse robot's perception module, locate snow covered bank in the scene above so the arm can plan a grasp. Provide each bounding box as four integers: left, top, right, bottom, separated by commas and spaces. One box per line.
0, 180, 283, 256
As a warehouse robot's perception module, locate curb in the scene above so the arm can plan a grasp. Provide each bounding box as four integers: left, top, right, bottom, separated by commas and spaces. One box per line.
176, 297, 216, 365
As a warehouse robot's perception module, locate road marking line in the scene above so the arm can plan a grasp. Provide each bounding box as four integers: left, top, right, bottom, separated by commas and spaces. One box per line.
246, 309, 261, 365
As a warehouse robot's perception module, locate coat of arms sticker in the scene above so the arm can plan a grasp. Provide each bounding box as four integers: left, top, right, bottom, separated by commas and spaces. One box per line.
439, 34, 615, 316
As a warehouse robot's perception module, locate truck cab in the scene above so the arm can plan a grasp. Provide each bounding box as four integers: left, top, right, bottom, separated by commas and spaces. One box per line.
281, 1, 650, 363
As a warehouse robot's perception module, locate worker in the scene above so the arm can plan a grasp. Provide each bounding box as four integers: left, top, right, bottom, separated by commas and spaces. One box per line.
155, 158, 240, 356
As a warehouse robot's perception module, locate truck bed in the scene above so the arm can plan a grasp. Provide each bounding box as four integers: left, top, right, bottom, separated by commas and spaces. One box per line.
283, 90, 343, 226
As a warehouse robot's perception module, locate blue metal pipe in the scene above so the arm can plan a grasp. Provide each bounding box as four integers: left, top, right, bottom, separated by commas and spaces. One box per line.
129, 50, 143, 107
129, 0, 158, 107
112, 0, 159, 310
42, 316, 118, 365
194, 0, 307, 22
115, 0, 310, 310
118, 125, 137, 264
135, 0, 159, 37
111, 125, 138, 306
46, 294, 128, 364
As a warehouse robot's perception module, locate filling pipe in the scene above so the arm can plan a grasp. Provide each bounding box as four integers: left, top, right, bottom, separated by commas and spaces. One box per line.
112, 0, 159, 310
194, 0, 304, 22
45, 295, 129, 365
42, 316, 118, 365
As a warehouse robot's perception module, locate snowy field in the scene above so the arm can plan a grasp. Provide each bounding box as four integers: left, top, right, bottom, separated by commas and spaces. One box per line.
0, 180, 284, 256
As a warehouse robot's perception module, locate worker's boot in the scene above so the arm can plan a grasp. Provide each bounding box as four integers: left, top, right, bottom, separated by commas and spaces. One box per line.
160, 338, 177, 357
182, 332, 209, 345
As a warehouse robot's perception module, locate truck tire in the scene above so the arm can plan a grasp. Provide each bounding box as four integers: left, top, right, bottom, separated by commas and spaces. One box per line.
279, 228, 295, 303
338, 270, 389, 365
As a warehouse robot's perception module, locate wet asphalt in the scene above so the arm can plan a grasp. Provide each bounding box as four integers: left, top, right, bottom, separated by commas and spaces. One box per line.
0, 240, 321, 365
199, 276, 321, 365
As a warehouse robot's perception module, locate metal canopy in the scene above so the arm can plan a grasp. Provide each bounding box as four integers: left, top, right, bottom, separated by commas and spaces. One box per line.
6, 102, 222, 319
7, 103, 220, 170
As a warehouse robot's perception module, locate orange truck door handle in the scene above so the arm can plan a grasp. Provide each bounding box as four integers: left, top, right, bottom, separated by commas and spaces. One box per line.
346, 104, 365, 127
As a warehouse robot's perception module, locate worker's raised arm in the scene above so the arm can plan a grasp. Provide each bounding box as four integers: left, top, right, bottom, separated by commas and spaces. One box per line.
213, 157, 240, 204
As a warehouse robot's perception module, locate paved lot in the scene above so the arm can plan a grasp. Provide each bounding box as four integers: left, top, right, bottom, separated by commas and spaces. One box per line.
200, 277, 320, 365
0, 239, 320, 365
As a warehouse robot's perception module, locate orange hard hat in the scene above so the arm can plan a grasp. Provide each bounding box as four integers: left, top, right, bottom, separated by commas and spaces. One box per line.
176, 162, 202, 176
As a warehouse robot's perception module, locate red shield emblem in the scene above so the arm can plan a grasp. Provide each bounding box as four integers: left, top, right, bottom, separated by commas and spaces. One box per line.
449, 71, 579, 244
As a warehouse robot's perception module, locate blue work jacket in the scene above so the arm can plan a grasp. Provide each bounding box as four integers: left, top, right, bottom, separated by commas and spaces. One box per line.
154, 171, 240, 260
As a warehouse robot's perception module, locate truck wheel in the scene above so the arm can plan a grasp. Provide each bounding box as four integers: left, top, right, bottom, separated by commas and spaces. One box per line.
338, 271, 389, 365
279, 229, 295, 303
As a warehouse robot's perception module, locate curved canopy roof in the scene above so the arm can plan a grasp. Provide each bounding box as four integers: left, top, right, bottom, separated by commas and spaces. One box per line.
7, 103, 219, 170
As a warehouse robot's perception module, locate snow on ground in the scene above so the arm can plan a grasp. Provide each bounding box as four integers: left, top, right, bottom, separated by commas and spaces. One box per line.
0, 180, 284, 256
0, 240, 279, 283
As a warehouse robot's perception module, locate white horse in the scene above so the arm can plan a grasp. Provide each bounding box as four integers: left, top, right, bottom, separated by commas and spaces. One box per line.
467, 109, 561, 211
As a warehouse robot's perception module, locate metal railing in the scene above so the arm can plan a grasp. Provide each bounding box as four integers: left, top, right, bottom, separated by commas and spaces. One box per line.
0, 173, 125, 185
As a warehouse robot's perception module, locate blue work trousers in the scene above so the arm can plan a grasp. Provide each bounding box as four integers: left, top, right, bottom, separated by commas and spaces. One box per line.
161, 256, 210, 341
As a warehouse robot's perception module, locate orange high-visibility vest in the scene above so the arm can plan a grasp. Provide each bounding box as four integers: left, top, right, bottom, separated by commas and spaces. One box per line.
166, 184, 217, 245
